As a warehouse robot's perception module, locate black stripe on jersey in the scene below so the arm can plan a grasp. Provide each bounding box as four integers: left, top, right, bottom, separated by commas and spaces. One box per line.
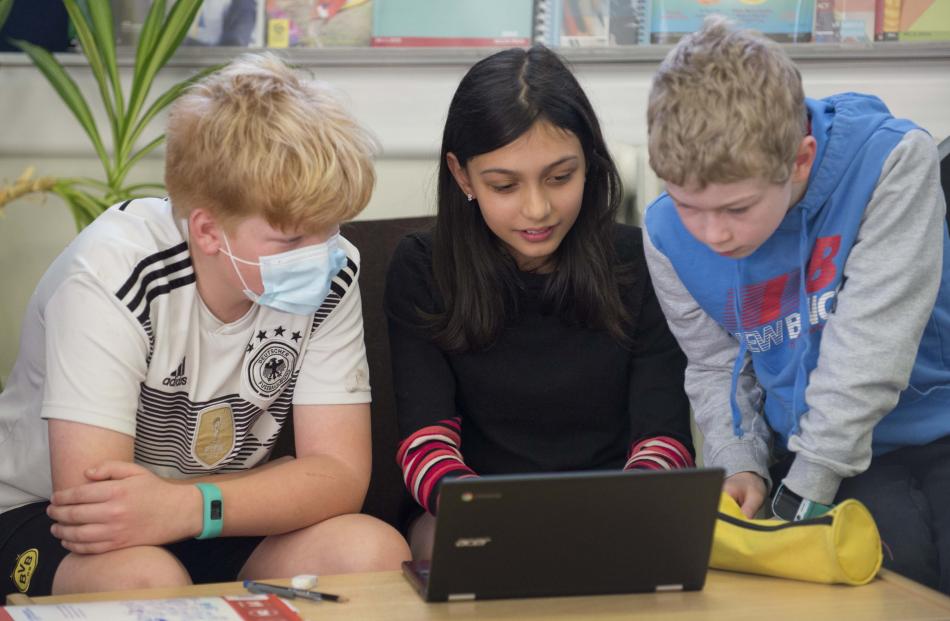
335, 258, 357, 286
307, 257, 359, 334
141, 318, 155, 364
310, 292, 342, 335
125, 256, 193, 314
116, 241, 190, 299
134, 382, 293, 475
118, 199, 134, 212
134, 272, 197, 325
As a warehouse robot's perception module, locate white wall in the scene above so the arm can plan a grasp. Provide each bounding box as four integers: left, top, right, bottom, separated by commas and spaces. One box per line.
1, 50, 949, 380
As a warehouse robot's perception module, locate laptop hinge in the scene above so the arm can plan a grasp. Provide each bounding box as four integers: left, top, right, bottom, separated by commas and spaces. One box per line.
448, 593, 477, 601
655, 584, 684, 592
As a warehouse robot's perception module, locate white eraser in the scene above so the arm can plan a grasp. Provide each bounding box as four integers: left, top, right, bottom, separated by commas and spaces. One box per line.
291, 574, 318, 589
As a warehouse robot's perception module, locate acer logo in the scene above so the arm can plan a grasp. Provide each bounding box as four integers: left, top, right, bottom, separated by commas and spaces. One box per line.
454, 537, 492, 548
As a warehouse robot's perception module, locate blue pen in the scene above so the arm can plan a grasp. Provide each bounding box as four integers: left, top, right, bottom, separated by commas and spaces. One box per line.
243, 579, 349, 603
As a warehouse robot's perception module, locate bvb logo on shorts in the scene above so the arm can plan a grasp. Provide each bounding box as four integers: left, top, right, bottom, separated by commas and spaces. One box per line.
11, 548, 38, 593
248, 342, 298, 398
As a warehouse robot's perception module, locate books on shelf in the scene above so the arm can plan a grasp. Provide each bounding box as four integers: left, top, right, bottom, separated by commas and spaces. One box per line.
816, 0, 875, 43
185, 0, 267, 47
535, 0, 652, 46
650, 0, 816, 44
875, 0, 902, 39
609, 0, 653, 45
837, 0, 876, 43
265, 0, 373, 47
814, 0, 837, 41
371, 0, 533, 47
117, 0, 948, 49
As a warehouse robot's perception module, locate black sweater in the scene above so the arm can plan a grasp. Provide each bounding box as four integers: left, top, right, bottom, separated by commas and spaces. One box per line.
385, 224, 692, 481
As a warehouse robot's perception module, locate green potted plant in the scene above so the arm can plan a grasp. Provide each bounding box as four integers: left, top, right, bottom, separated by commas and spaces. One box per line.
0, 0, 11, 32
0, 0, 215, 230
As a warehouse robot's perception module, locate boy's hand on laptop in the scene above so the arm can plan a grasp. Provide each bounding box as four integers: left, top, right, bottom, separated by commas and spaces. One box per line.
47, 461, 201, 554
723, 471, 767, 518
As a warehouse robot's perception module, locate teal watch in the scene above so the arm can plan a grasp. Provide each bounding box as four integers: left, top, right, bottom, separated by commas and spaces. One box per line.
195, 483, 224, 539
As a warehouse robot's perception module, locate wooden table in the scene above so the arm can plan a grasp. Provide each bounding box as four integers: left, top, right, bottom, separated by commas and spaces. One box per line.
7, 568, 950, 620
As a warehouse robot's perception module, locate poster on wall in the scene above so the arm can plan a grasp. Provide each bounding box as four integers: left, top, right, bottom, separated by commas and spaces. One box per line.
371, 0, 533, 47
897, 0, 950, 41
265, 0, 373, 47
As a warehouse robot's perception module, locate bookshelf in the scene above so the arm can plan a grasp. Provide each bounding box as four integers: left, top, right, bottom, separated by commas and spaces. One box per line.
1, 40, 948, 68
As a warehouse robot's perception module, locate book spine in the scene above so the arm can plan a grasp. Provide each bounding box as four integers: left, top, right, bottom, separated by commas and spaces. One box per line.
875, 0, 902, 41
534, 0, 564, 47
534, 0, 557, 45
814, 0, 838, 43
636, 0, 652, 45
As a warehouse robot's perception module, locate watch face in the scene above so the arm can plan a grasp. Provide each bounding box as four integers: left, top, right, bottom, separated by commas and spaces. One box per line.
771, 486, 803, 521
210, 499, 223, 520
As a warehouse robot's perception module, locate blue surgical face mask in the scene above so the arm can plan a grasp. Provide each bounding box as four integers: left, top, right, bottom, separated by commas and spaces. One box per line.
220, 232, 347, 316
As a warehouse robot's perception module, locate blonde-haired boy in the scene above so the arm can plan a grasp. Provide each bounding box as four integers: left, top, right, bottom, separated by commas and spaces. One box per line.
0, 53, 409, 597
643, 18, 950, 592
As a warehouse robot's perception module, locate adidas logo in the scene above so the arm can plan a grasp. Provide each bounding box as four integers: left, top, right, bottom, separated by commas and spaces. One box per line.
162, 357, 188, 387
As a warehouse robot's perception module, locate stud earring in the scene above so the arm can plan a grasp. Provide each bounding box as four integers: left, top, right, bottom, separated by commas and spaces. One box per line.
466, 193, 474, 202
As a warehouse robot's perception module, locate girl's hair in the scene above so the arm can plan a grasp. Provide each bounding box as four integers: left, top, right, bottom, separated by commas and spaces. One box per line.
431, 45, 629, 352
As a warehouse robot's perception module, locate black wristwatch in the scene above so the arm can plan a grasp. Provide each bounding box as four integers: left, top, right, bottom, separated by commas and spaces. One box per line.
771, 483, 834, 521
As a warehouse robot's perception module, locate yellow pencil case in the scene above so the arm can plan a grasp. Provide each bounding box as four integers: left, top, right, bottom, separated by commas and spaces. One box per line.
710, 492, 883, 585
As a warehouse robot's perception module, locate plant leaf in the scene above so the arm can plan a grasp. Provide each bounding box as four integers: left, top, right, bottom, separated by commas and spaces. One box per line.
51, 184, 107, 230
11, 39, 111, 176
124, 0, 202, 148
122, 182, 166, 193
121, 64, 220, 164
84, 0, 124, 119
71, 177, 113, 191
154, 0, 204, 68
134, 0, 166, 84
61, 0, 119, 160
116, 133, 165, 183
0, 0, 13, 32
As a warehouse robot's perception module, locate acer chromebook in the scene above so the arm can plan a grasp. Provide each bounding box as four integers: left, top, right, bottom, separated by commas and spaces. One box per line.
402, 468, 724, 602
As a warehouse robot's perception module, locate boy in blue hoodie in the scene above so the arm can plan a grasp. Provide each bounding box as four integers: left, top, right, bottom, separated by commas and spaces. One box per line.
643, 17, 950, 592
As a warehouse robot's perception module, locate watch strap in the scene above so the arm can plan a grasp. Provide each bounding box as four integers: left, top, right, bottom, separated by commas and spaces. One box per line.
195, 482, 224, 539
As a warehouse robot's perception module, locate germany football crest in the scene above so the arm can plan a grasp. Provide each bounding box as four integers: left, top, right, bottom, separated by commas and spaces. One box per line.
248, 342, 298, 398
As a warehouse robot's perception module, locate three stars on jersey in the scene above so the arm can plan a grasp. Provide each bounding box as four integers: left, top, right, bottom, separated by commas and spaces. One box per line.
246, 326, 302, 353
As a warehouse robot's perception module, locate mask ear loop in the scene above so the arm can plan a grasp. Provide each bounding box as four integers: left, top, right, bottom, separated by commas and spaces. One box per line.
220, 233, 260, 302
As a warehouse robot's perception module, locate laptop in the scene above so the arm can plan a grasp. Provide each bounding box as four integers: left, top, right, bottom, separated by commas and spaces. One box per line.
403, 467, 724, 602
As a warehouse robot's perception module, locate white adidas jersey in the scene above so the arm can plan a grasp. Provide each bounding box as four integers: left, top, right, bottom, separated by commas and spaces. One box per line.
0, 198, 370, 514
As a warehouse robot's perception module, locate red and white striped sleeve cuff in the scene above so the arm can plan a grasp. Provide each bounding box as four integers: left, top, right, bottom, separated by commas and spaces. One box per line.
396, 417, 477, 515
624, 436, 695, 471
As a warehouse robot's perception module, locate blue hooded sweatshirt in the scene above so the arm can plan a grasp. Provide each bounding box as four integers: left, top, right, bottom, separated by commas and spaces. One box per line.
646, 93, 950, 472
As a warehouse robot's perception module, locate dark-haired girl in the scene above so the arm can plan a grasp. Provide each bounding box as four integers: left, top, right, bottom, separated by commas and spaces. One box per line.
385, 46, 694, 558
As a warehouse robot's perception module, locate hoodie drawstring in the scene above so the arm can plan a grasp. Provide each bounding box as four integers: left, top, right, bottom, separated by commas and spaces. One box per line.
730, 261, 746, 437
791, 209, 812, 436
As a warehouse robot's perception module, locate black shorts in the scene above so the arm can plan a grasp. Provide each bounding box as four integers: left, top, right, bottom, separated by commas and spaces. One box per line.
0, 501, 263, 598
